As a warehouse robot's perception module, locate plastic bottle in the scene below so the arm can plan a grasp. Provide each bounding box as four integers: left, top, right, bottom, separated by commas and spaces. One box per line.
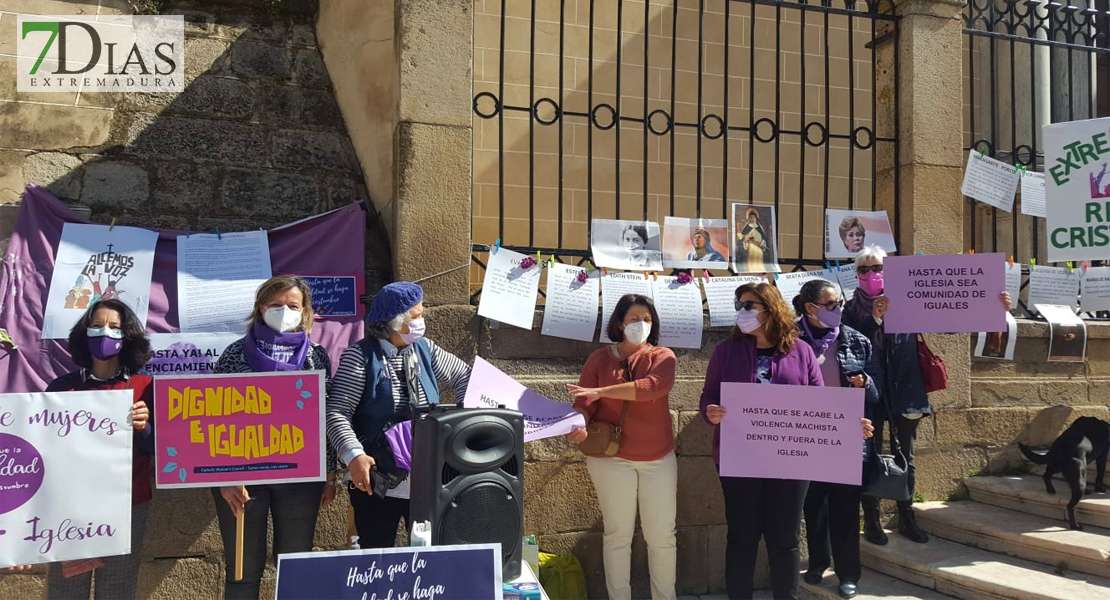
410, 521, 432, 547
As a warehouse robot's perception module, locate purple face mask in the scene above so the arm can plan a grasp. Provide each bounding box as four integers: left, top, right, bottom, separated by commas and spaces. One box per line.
88, 336, 123, 360
857, 272, 884, 296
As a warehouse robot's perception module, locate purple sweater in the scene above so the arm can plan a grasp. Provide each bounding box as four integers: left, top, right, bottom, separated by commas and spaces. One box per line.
699, 336, 824, 464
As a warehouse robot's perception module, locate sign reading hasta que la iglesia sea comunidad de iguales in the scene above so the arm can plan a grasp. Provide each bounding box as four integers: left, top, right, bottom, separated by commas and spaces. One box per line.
1044, 118, 1110, 263
153, 371, 326, 488
881, 253, 1006, 334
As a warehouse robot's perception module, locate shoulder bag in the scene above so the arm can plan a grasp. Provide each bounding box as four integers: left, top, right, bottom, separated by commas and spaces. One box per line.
578, 401, 630, 457
916, 334, 949, 393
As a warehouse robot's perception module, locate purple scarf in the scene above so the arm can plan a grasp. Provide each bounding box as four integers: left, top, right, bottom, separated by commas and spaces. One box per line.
801, 317, 839, 360
384, 421, 413, 472
242, 321, 310, 372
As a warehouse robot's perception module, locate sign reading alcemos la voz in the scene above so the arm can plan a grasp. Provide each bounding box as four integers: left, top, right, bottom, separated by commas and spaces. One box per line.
17, 15, 184, 93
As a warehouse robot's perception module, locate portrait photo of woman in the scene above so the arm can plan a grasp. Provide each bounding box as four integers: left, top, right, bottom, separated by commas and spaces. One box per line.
730, 204, 780, 274
591, 219, 664, 271
661, 217, 729, 269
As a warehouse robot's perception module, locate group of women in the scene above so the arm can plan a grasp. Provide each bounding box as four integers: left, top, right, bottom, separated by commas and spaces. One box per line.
8, 244, 1011, 600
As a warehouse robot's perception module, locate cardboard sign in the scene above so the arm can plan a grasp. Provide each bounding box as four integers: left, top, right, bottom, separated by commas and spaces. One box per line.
882, 253, 1007, 334
153, 371, 326, 488
0, 391, 133, 567
275, 544, 503, 600
718, 382, 865, 485
302, 275, 363, 319
1043, 118, 1110, 263
464, 357, 585, 442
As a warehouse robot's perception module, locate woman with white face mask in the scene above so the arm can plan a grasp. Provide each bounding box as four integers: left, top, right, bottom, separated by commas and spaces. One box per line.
700, 283, 874, 600
793, 279, 880, 600
325, 281, 472, 549
210, 275, 336, 600
565, 294, 678, 600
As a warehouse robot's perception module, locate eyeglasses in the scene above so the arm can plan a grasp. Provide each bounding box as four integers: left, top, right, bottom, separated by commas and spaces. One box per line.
734, 300, 765, 311
856, 264, 884, 274
809, 299, 845, 311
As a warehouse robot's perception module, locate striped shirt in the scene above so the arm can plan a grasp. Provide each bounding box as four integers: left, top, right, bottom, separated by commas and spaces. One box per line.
326, 338, 471, 466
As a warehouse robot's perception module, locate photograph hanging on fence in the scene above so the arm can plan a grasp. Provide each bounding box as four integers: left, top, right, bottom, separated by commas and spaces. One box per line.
730, 204, 780, 273
590, 219, 664, 271
662, 217, 729, 269
824, 209, 897, 259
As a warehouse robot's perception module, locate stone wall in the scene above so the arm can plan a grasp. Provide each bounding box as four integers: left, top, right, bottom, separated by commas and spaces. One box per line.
0, 0, 375, 597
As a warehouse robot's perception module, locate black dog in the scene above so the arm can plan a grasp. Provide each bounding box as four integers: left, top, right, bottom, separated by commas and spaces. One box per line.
1019, 416, 1109, 530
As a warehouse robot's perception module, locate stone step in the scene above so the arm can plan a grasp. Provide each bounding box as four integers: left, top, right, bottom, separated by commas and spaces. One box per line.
965, 476, 1110, 530
912, 501, 1110, 578
861, 532, 1110, 600
799, 566, 956, 600
1028, 463, 1102, 486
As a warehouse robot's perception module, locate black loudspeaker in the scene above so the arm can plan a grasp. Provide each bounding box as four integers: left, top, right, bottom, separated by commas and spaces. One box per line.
411, 407, 525, 579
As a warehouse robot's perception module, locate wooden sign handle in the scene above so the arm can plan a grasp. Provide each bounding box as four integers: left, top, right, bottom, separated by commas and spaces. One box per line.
234, 509, 245, 581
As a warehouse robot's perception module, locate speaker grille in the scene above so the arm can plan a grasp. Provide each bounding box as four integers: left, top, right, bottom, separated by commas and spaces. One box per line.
501, 454, 519, 477
441, 481, 522, 564
441, 463, 460, 486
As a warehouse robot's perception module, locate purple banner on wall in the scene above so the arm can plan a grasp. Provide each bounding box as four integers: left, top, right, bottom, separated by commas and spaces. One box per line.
882, 253, 1007, 334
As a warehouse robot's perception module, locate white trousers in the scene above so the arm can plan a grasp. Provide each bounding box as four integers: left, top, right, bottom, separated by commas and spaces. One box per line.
586, 452, 678, 600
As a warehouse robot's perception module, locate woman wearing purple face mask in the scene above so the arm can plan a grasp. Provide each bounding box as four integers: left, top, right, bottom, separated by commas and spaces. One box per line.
793, 280, 881, 599
18, 299, 155, 597
325, 282, 472, 550
210, 276, 337, 600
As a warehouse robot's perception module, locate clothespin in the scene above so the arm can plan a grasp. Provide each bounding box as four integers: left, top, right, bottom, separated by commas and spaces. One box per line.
760, 273, 767, 281
602, 267, 609, 276
980, 147, 987, 158
824, 261, 832, 271
548, 254, 555, 268
1030, 258, 1037, 271
773, 272, 780, 280
643, 271, 650, 280
1008, 255, 1015, 268
969, 249, 975, 255
703, 269, 711, 280
535, 250, 541, 265
586, 259, 595, 272
493, 238, 501, 254
1066, 261, 1074, 274
215, 227, 222, 240
108, 218, 116, 232
915, 251, 923, 256
1083, 261, 1090, 274
834, 260, 841, 270
958, 250, 964, 255
1017, 164, 1028, 174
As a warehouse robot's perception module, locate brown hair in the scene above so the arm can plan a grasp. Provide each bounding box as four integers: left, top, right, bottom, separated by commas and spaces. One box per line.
248, 275, 315, 333
839, 216, 865, 242
731, 282, 797, 354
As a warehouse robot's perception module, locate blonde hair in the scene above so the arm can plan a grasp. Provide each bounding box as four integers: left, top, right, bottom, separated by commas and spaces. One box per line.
248, 275, 315, 333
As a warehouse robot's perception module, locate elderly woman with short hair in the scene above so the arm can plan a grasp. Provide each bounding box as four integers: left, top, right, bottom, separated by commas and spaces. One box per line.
325, 282, 471, 549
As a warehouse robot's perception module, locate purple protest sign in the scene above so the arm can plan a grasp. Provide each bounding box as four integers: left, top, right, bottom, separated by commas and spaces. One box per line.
882, 253, 1007, 334
719, 382, 864, 485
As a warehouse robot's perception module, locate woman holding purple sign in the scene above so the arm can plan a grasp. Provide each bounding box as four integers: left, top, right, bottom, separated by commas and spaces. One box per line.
794, 279, 882, 599
211, 276, 336, 600
844, 246, 1011, 547
11, 299, 155, 599
700, 283, 874, 600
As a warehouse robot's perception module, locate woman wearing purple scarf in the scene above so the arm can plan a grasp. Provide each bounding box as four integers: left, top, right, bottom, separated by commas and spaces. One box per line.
210, 276, 336, 600
843, 246, 1010, 547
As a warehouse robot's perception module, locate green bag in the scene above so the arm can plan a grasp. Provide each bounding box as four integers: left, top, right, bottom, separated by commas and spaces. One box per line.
537, 551, 588, 600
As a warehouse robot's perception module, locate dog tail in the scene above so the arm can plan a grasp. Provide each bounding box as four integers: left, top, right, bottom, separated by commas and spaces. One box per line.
1018, 443, 1049, 465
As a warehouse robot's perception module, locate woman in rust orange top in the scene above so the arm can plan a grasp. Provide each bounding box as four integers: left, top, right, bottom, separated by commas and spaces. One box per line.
565, 294, 677, 600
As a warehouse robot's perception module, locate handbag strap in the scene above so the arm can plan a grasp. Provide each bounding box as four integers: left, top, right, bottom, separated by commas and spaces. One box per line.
872, 354, 908, 463
614, 401, 630, 433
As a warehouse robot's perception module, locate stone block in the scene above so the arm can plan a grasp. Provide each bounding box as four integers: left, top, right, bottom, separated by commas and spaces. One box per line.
220, 168, 321, 217
322, 176, 366, 211
259, 86, 344, 130
676, 410, 714, 457
170, 76, 254, 119
0, 54, 78, 105
81, 161, 149, 208
482, 310, 600, 359
271, 130, 354, 171
230, 41, 291, 81
897, 9, 964, 169
676, 456, 725, 526
290, 23, 317, 48
0, 102, 114, 150
970, 378, 1091, 408
0, 573, 45, 598
148, 161, 220, 211
913, 446, 987, 502
1023, 405, 1110, 447
899, 165, 965, 256
313, 489, 351, 550
292, 48, 330, 88
669, 379, 708, 412
143, 487, 223, 558
675, 526, 710, 596
0, 151, 29, 204
394, 123, 471, 305
524, 462, 601, 535
525, 434, 585, 463
140, 556, 224, 600
424, 304, 480, 363
1088, 378, 1110, 405
920, 333, 971, 411
535, 531, 606, 599
397, 0, 473, 127
184, 37, 230, 76
2, 1, 99, 17
122, 114, 267, 166
21, 152, 82, 201
934, 407, 1032, 448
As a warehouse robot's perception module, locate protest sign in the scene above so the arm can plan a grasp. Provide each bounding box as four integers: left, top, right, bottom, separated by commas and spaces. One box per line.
153, 371, 325, 488
301, 275, 363, 319
1043, 118, 1110, 263
882, 253, 1006, 334
275, 544, 502, 600
464, 357, 585, 442
0, 391, 133, 567
718, 382, 864, 485
147, 333, 240, 376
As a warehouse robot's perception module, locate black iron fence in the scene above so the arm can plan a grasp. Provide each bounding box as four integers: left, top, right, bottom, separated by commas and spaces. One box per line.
471, 0, 900, 299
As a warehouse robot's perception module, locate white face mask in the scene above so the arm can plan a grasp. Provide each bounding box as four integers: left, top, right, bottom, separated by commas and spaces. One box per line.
735, 308, 764, 334
87, 326, 123, 339
623, 321, 651, 346
400, 317, 427, 345
263, 306, 302, 333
